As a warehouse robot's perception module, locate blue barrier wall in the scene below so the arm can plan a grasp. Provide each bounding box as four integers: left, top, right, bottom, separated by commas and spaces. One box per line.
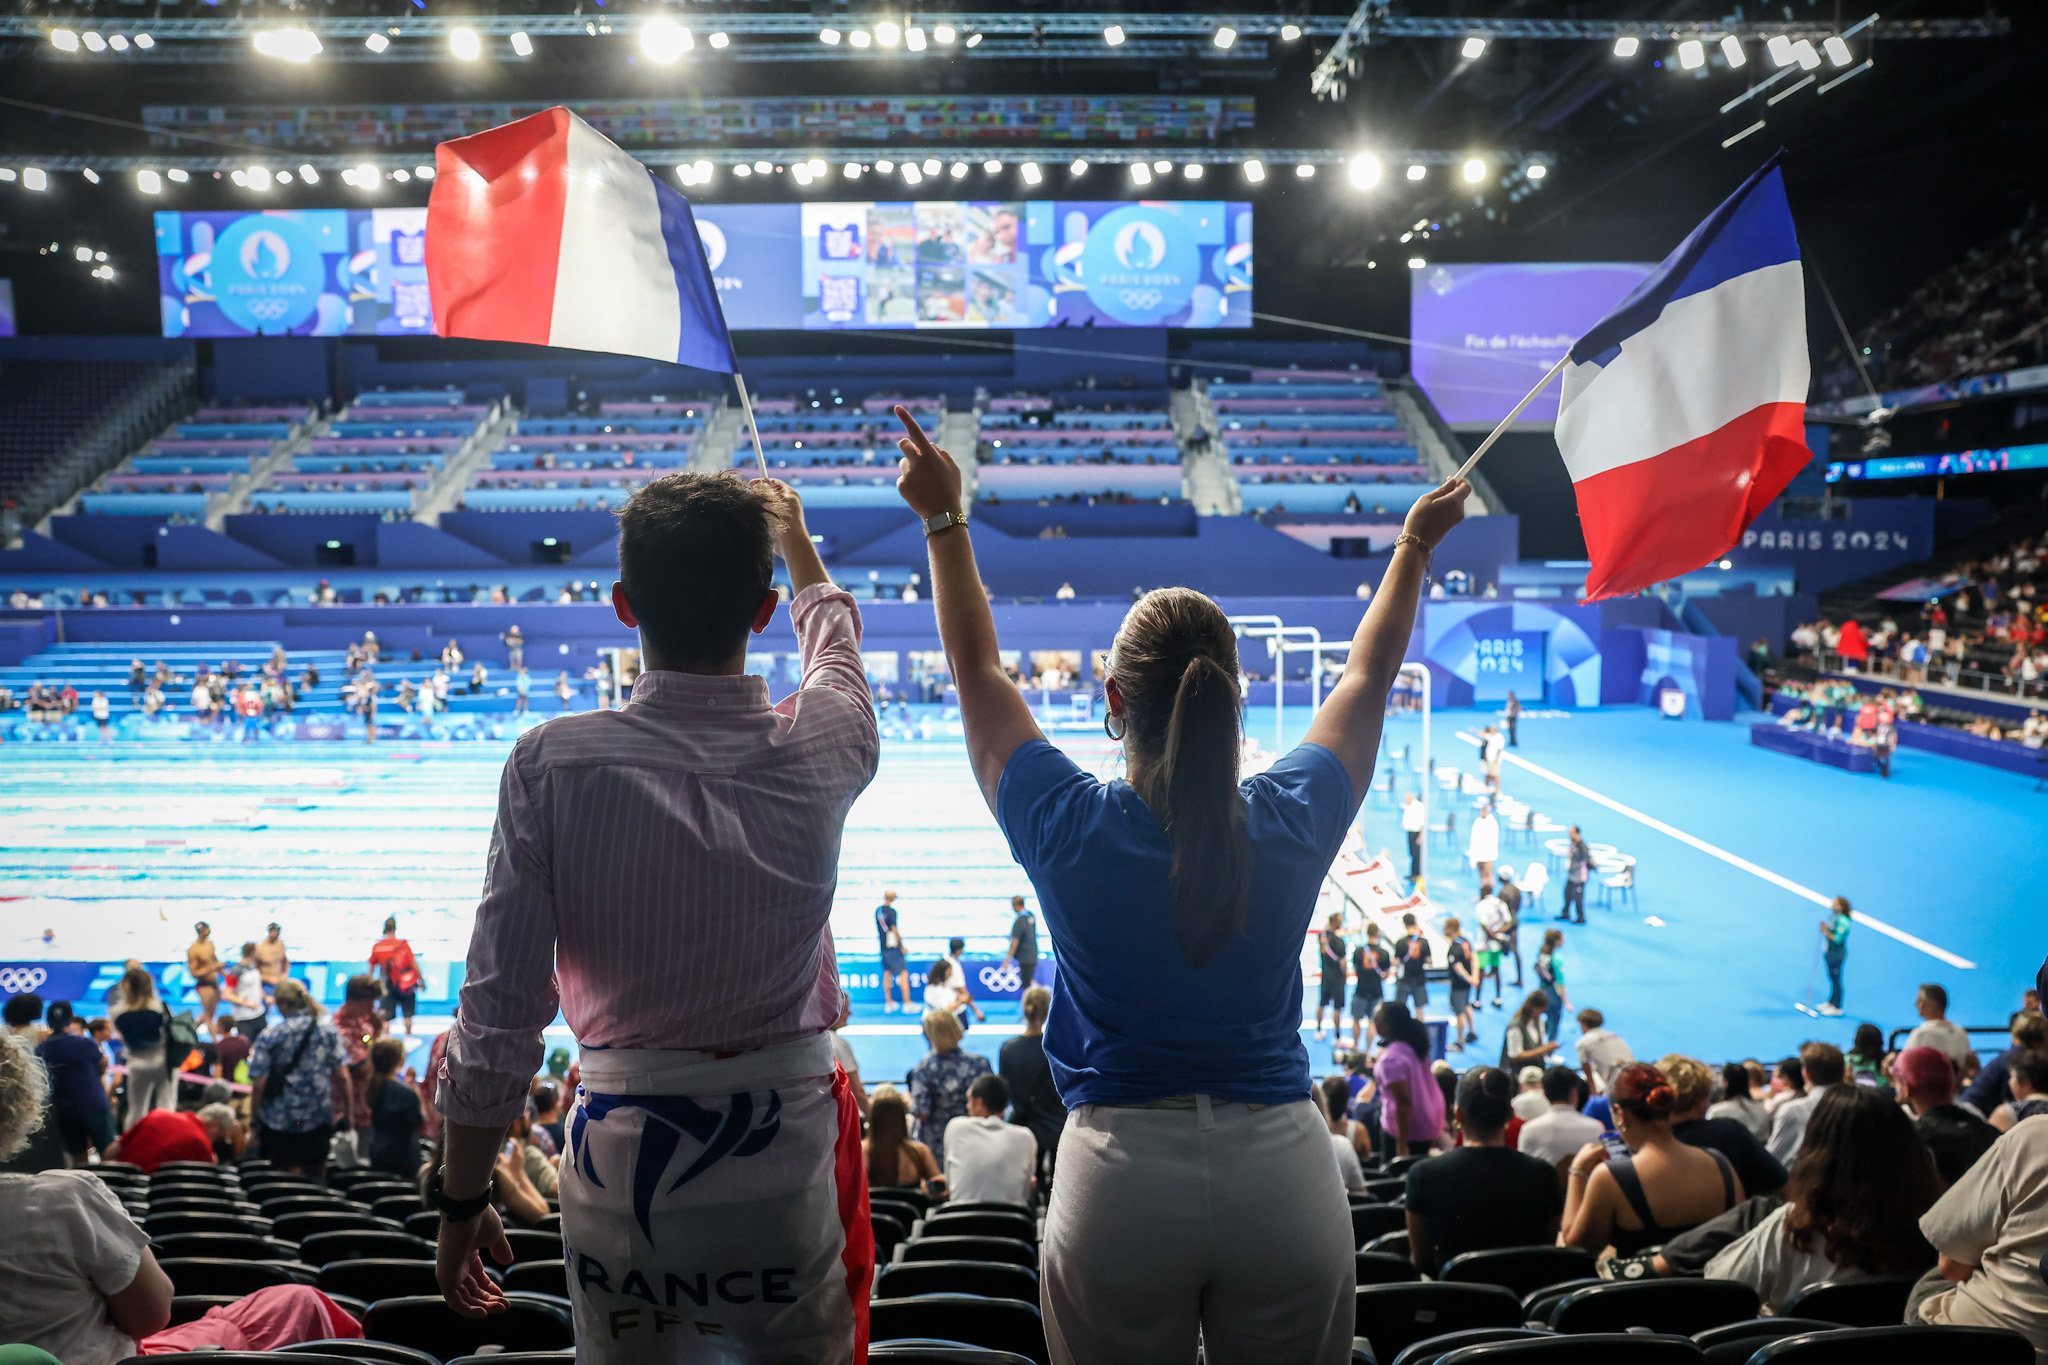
1692, 591, 1820, 655
223, 513, 387, 567
211, 337, 334, 402
1726, 496, 1945, 593
157, 526, 288, 571
976, 503, 1199, 539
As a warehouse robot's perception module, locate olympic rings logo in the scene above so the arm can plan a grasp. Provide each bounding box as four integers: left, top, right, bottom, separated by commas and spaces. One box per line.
979, 963, 1023, 993
0, 967, 49, 993
247, 299, 293, 321
1116, 288, 1164, 311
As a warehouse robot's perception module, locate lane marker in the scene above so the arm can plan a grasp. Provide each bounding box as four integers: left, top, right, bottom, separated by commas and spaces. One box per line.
1452, 730, 1975, 970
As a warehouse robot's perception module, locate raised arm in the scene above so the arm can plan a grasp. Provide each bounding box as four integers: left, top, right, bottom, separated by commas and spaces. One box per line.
894, 406, 1045, 808
1303, 479, 1470, 796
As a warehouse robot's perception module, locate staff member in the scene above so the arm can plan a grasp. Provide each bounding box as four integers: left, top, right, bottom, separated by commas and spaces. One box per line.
892, 403, 1468, 1362
1400, 792, 1426, 883
1315, 913, 1348, 1042
1819, 897, 1852, 1017
1001, 895, 1039, 991
1350, 923, 1392, 1054
876, 890, 910, 1014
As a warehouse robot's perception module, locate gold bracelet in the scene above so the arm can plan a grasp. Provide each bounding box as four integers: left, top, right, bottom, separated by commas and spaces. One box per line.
1393, 532, 1433, 583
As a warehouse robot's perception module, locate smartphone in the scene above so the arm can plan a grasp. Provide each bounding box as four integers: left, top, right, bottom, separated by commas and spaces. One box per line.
502, 1140, 519, 1161
1600, 1131, 1630, 1161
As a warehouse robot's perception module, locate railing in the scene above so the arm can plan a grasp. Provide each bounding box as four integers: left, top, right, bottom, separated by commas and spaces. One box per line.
1884, 1024, 2019, 1056
1797, 649, 2046, 700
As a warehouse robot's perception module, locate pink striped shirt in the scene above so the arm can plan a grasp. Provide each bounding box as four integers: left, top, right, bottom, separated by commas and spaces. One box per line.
438, 582, 880, 1127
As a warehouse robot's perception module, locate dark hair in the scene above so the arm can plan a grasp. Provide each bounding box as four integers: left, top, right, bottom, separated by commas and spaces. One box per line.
617, 473, 775, 665
1800, 1041, 1847, 1087
1578, 1008, 1605, 1030
1785, 1085, 1940, 1274
1609, 1062, 1678, 1123
1850, 1023, 1885, 1061
1456, 1066, 1514, 1132
3, 993, 44, 1028
345, 973, 382, 1005
383, 917, 398, 935
2010, 1048, 2048, 1092
365, 1036, 407, 1109
968, 1073, 1010, 1112
44, 1001, 75, 1032
533, 1082, 561, 1114
1919, 982, 1948, 1011
926, 960, 952, 985
1373, 1001, 1432, 1058
1776, 1056, 1806, 1093
1541, 1065, 1583, 1105
1514, 990, 1549, 1026
1321, 1075, 1352, 1123
1109, 587, 1248, 969
947, 937, 965, 956
1720, 1062, 1753, 1100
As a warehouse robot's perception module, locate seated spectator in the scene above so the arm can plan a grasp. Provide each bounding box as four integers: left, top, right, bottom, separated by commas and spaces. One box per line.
0, 1028, 362, 1364
1894, 1044, 2001, 1186
1908, 982, 1976, 1073
1511, 1065, 1550, 1122
907, 1008, 990, 1167
1962, 1009, 2047, 1114
1988, 1049, 2048, 1131
943, 1074, 1037, 1207
1705, 1060, 1771, 1142
1847, 1023, 1889, 1084
508, 1111, 558, 1198
1320, 1076, 1368, 1193
1664, 1053, 1788, 1197
364, 1038, 423, 1178
865, 1084, 942, 1197
103, 1106, 236, 1175
1907, 1113, 2048, 1358
1404, 1067, 1563, 1275
1562, 1062, 1746, 1256
1765, 1054, 1807, 1118
1705, 1085, 1940, 1311
1517, 1065, 1604, 1172
1768, 1041, 1848, 1164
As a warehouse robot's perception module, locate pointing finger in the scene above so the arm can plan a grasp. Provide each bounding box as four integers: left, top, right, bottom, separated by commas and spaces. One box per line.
893, 404, 937, 456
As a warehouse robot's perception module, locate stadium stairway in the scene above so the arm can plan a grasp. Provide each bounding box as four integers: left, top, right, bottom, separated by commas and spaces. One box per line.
940, 402, 982, 501
415, 406, 519, 525
209, 419, 325, 529
690, 395, 745, 475
1176, 381, 1239, 515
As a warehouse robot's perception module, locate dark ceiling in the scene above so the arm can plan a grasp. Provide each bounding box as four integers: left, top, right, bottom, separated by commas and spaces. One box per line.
1, 0, 2042, 350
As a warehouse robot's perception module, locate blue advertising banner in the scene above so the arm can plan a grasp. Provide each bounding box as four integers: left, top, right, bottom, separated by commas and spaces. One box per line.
835, 954, 1048, 1006
1417, 602, 1600, 708
155, 199, 1252, 338
0, 961, 465, 1013
1469, 631, 1546, 703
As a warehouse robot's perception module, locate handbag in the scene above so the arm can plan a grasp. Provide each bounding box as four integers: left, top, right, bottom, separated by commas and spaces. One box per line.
262, 1018, 318, 1103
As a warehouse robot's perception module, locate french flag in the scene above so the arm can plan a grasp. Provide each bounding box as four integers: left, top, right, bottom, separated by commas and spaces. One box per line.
1558, 156, 1811, 602
424, 107, 736, 373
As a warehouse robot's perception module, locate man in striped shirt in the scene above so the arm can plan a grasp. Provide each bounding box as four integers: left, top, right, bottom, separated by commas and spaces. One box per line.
434, 473, 881, 1362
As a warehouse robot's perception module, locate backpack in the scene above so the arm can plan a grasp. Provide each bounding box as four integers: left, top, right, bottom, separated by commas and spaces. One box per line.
165, 1013, 201, 1072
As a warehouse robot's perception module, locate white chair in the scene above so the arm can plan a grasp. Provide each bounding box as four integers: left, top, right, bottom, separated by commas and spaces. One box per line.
1597, 857, 1637, 908
1518, 862, 1550, 912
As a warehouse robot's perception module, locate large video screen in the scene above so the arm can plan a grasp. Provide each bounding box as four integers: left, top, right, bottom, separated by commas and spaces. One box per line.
155, 199, 1252, 339
1411, 262, 1654, 425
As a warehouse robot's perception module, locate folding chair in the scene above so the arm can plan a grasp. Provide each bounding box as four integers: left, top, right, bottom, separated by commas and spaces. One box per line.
869, 1294, 1049, 1365
1435, 1332, 1703, 1364
159, 1257, 304, 1296
899, 1236, 1037, 1270
1547, 1279, 1760, 1336
358, 1294, 574, 1358
297, 1228, 436, 1266
1439, 1247, 1598, 1299
875, 1260, 1039, 1301
314, 1256, 446, 1301
1779, 1275, 1922, 1327
1353, 1283, 1523, 1362
1745, 1325, 2034, 1365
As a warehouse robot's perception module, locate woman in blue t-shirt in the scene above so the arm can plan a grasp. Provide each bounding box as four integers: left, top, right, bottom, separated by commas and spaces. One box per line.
891, 406, 1469, 1363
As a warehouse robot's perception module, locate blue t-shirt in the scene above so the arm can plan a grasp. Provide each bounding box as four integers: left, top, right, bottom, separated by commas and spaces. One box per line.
997, 738, 1356, 1107
36, 1033, 111, 1119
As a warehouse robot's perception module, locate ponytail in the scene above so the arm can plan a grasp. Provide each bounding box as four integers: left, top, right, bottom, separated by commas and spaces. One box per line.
1109, 588, 1251, 971
1159, 655, 1251, 968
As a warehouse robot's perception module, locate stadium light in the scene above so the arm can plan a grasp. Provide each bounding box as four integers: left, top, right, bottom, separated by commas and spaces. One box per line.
906, 27, 926, 52
1408, 257, 1426, 269
391, 169, 411, 183
50, 28, 80, 51
23, 168, 47, 191
792, 164, 814, 187
414, 165, 435, 180
1070, 158, 1088, 176
450, 26, 482, 60
1612, 35, 1639, 57
819, 28, 841, 45
1463, 158, 1487, 183
694, 159, 712, 184
964, 32, 983, 47
1461, 35, 1487, 60
1103, 25, 1125, 46
364, 33, 389, 53
109, 35, 129, 51
922, 158, 941, 175
1792, 38, 1821, 69
1213, 26, 1237, 49
1348, 153, 1383, 189
949, 162, 970, 179
81, 32, 106, 52
1295, 163, 1315, 179
1767, 35, 1795, 66
1183, 163, 1205, 181
1021, 162, 1043, 186
1823, 35, 1853, 66
354, 162, 378, 189
754, 160, 773, 174
167, 169, 188, 183
135, 33, 154, 48
254, 27, 322, 62
732, 165, 752, 178
1131, 163, 1152, 187
640, 19, 689, 62
299, 163, 321, 184
246, 166, 272, 191
1154, 159, 1172, 173
849, 30, 872, 49
137, 170, 162, 195
1407, 163, 1427, 181
875, 160, 895, 174
277, 170, 294, 184
510, 31, 533, 56
934, 26, 956, 44
1243, 159, 1266, 184
1721, 36, 1746, 68
875, 21, 901, 47
0, 169, 16, 182
81, 168, 100, 184
1280, 23, 1301, 41
1678, 39, 1705, 69
902, 163, 924, 186
843, 162, 863, 179
709, 32, 729, 50
1525, 162, 1548, 181
983, 160, 1002, 175
74, 245, 93, 261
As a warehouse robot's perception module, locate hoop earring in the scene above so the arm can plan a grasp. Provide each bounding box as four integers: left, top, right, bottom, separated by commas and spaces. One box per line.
1104, 712, 1125, 741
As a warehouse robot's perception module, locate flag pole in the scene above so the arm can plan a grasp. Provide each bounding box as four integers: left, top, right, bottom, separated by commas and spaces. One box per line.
734, 374, 768, 475
1451, 353, 1572, 482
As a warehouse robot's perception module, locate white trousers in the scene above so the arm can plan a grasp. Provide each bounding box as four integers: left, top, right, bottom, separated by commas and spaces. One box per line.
124, 1058, 174, 1131
1042, 1097, 1354, 1365
560, 1036, 872, 1364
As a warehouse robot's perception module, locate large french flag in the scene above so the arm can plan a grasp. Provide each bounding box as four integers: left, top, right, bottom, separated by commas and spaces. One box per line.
1558, 156, 1810, 602
424, 107, 736, 373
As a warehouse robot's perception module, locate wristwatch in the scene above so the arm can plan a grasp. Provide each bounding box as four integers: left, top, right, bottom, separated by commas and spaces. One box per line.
426, 1166, 493, 1224
923, 509, 969, 537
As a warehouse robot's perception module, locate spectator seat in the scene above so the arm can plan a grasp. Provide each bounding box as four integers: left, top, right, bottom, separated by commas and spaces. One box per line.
500, 1228, 566, 1263
1356, 1251, 1424, 1285
1548, 1280, 1761, 1336
358, 1294, 574, 1358
501, 1260, 567, 1296
278, 1342, 441, 1365
898, 1236, 1037, 1270
165, 1295, 240, 1326
1354, 1283, 1524, 1361
1365, 1231, 1412, 1260
867, 1348, 1034, 1364
919, 1210, 1036, 1244
869, 1295, 1049, 1365
875, 1260, 1039, 1301
1745, 1325, 2035, 1365
160, 1257, 306, 1296
1351, 1203, 1409, 1246
144, 1213, 270, 1238
1436, 1333, 1704, 1364
149, 1232, 292, 1263
298, 1229, 436, 1266
273, 1211, 403, 1244
1778, 1275, 1923, 1326
873, 1211, 911, 1261
368, 1195, 424, 1223
1389, 1328, 1557, 1365
315, 1258, 446, 1301
1691, 1319, 1841, 1365
1440, 1248, 1599, 1299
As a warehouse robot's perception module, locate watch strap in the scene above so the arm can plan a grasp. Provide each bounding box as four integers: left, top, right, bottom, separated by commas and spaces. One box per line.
427, 1167, 493, 1223
923, 509, 969, 537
